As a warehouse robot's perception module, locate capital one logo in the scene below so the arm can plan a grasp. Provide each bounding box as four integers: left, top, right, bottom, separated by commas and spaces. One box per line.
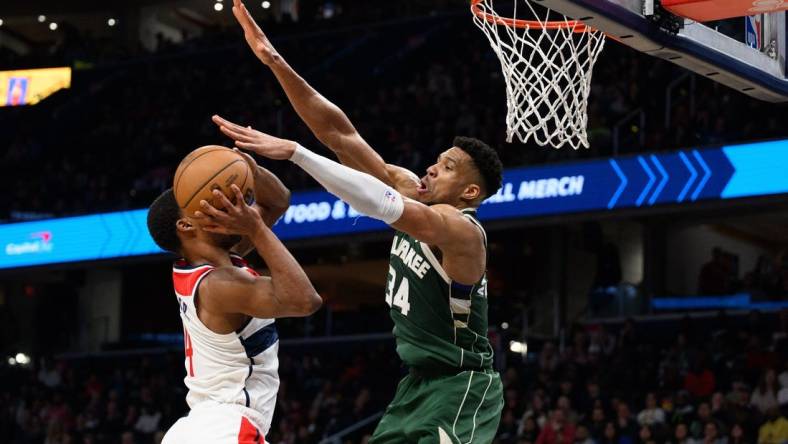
749, 0, 785, 13
5, 231, 54, 256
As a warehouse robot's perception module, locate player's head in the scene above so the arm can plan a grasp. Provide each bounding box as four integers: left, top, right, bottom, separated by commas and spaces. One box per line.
417, 136, 503, 208
147, 188, 240, 256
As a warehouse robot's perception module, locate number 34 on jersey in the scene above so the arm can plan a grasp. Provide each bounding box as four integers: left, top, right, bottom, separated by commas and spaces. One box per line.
385, 265, 411, 316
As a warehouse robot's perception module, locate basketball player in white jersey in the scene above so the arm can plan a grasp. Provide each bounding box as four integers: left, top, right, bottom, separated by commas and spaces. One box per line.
146, 151, 322, 443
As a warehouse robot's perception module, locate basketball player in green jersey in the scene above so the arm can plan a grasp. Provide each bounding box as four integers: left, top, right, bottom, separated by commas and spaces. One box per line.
213, 2, 505, 442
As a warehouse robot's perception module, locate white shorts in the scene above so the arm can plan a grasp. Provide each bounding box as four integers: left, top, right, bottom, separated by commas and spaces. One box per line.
162, 401, 268, 444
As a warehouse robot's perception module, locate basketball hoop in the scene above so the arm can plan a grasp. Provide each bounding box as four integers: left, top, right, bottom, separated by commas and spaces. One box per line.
471, 0, 606, 149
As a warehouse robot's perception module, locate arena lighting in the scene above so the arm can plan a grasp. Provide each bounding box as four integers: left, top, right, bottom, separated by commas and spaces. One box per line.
49, 22, 58, 31
38, 15, 46, 23
15, 353, 30, 365
509, 341, 527, 355
501, 322, 509, 330
214, 2, 224, 11
7, 357, 16, 366
262, 1, 271, 9
108, 18, 117, 27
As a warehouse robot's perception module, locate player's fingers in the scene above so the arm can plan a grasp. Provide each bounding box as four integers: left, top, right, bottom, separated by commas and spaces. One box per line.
220, 125, 257, 143
199, 199, 228, 218
192, 210, 211, 221
212, 115, 246, 132
229, 184, 247, 209
234, 141, 262, 152
231, 4, 249, 29
212, 189, 239, 214
241, 3, 259, 29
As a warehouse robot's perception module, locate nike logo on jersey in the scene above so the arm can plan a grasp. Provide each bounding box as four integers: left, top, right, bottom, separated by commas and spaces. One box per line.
390, 237, 432, 278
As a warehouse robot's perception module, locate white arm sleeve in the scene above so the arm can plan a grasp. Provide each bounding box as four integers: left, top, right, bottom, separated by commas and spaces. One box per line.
289, 144, 405, 224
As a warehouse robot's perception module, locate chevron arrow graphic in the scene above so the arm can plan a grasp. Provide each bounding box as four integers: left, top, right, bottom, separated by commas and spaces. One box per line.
648, 154, 669, 205
636, 156, 656, 206
608, 159, 628, 209
691, 150, 712, 201
677, 151, 697, 202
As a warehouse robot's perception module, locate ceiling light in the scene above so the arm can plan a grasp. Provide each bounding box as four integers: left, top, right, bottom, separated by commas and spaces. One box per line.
108, 18, 117, 27
262, 1, 271, 9
214, 2, 224, 11
49, 22, 58, 31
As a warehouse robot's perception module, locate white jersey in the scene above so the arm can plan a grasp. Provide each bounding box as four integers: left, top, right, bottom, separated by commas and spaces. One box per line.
172, 253, 280, 435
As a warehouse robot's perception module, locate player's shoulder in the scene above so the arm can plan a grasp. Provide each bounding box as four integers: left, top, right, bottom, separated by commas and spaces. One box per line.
429, 204, 469, 219
201, 265, 257, 287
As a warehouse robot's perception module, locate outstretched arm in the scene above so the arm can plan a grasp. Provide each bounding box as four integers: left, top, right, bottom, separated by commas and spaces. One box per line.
224, 131, 485, 284
221, 0, 395, 185
214, 115, 421, 198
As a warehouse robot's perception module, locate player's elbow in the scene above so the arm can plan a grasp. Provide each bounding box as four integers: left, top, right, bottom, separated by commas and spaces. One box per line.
295, 291, 323, 316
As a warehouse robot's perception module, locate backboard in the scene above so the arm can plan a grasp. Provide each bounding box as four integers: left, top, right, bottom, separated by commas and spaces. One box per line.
533, 0, 788, 102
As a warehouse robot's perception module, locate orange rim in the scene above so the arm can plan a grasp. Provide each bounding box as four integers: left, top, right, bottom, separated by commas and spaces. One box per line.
470, 0, 592, 33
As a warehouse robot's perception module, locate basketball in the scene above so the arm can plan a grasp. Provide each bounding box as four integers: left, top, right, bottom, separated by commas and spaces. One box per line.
173, 145, 255, 217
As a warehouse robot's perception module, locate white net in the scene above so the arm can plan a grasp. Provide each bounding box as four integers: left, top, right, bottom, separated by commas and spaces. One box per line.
472, 0, 606, 149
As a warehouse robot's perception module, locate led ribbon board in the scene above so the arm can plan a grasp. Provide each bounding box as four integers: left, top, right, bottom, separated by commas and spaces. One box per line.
0, 67, 72, 107
1, 139, 788, 269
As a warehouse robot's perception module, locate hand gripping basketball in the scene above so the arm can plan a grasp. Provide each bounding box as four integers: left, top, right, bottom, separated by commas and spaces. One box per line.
194, 184, 264, 236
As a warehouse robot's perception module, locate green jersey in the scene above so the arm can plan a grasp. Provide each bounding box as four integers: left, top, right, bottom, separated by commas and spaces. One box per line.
385, 208, 494, 372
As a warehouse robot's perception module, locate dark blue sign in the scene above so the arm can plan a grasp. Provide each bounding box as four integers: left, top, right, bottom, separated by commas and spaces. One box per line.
2, 139, 788, 269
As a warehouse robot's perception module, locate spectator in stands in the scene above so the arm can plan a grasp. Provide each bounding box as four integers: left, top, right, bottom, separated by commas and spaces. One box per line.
691, 403, 715, 440
671, 422, 692, 444
524, 393, 550, 429
751, 369, 780, 415
699, 248, 732, 295
685, 357, 717, 399
744, 255, 781, 299
575, 424, 594, 444
517, 416, 540, 442
536, 409, 576, 444
727, 423, 747, 444
600, 421, 620, 444
638, 392, 666, 426
702, 421, 727, 444
637, 424, 656, 444
540, 342, 560, 373
757, 406, 788, 444
589, 406, 609, 441
616, 402, 639, 443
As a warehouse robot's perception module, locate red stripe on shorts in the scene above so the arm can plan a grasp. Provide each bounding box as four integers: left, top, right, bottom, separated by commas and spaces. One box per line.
238, 416, 265, 444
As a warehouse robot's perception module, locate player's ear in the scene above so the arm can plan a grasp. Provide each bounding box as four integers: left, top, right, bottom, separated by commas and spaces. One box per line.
176, 218, 195, 233
461, 183, 481, 202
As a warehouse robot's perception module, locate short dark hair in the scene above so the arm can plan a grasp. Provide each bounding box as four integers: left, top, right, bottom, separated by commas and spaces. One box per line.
453, 136, 503, 199
147, 188, 182, 254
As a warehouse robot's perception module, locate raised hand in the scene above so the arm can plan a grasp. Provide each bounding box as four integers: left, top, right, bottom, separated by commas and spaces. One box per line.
231, 0, 279, 65
193, 184, 265, 236
212, 115, 297, 160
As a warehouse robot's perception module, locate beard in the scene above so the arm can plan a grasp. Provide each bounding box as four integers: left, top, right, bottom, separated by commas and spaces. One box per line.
210, 233, 242, 250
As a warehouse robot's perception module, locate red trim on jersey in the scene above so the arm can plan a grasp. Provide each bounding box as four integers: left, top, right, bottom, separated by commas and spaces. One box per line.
238, 416, 265, 443
230, 255, 260, 277
172, 266, 214, 297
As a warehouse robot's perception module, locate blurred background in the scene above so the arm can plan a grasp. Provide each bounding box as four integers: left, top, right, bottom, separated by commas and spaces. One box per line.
1, 1, 788, 443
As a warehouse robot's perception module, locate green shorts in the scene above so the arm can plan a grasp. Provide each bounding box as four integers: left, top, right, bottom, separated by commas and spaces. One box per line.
369, 369, 503, 444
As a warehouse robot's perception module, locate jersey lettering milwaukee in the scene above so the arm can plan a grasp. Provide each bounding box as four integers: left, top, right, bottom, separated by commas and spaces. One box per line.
386, 208, 494, 372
